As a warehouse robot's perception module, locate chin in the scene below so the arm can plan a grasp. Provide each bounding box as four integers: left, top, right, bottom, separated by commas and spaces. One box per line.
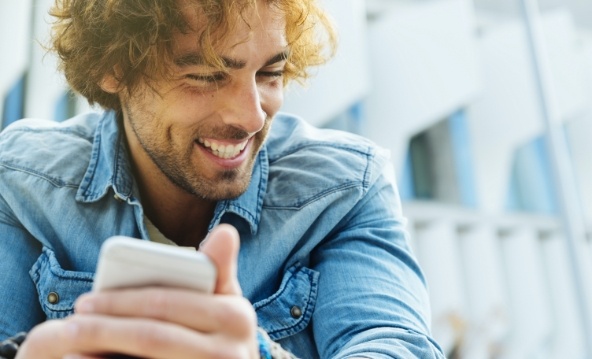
200, 187, 247, 201
197, 177, 252, 201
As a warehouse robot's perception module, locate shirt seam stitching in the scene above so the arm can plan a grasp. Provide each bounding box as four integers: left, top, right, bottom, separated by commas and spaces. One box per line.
0, 163, 79, 188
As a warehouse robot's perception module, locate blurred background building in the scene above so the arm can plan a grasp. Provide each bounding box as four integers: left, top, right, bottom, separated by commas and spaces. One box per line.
2, 0, 592, 358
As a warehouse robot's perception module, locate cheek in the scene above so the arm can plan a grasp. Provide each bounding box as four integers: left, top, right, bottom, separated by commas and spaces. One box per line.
163, 93, 214, 127
260, 85, 284, 114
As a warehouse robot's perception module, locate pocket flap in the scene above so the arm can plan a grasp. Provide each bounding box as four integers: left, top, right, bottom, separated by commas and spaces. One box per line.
30, 247, 94, 319
253, 265, 319, 341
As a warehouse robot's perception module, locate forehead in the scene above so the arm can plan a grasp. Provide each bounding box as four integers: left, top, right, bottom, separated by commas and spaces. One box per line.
173, 0, 287, 57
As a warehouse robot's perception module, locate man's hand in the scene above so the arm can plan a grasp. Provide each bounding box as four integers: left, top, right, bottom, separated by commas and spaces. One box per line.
16, 224, 259, 359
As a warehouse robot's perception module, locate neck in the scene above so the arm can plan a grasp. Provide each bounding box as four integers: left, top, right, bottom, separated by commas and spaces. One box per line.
129, 150, 217, 247
138, 175, 217, 247
119, 115, 217, 247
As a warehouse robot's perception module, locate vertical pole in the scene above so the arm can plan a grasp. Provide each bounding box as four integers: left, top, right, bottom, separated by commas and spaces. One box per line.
518, 0, 592, 357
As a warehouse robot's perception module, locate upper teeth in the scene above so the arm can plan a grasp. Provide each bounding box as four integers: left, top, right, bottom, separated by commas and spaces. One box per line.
199, 138, 248, 159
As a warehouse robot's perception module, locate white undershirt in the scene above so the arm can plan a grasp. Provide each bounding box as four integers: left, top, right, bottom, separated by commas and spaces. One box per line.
144, 216, 197, 251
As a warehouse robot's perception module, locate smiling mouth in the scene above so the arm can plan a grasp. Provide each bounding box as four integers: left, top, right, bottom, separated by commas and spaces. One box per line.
197, 138, 249, 159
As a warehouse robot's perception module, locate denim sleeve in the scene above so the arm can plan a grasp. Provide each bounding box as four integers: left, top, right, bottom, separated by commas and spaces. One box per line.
310, 160, 445, 359
0, 193, 45, 339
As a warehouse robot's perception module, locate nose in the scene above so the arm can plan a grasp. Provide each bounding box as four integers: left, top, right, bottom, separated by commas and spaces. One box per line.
220, 79, 267, 134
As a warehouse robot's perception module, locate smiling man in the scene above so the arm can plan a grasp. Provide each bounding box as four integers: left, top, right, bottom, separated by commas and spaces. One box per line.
0, 0, 444, 358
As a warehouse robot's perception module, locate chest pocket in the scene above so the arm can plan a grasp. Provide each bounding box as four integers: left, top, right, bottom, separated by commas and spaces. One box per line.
253, 265, 319, 341
29, 247, 94, 319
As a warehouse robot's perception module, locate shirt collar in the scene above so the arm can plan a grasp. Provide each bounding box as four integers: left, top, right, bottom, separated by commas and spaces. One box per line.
75, 110, 134, 203
76, 110, 268, 234
209, 145, 268, 235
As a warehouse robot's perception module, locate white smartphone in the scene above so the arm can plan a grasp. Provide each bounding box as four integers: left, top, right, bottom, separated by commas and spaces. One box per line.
93, 236, 217, 293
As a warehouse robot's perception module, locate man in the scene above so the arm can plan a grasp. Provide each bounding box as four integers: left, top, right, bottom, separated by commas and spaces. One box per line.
0, 0, 444, 358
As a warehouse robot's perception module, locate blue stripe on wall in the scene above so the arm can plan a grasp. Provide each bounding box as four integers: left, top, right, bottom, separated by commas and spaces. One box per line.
448, 110, 478, 207
398, 148, 415, 201
506, 135, 558, 214
2, 74, 26, 129
533, 136, 558, 213
54, 90, 71, 122
347, 101, 365, 135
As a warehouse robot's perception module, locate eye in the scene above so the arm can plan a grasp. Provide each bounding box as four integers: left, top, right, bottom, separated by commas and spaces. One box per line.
257, 70, 284, 79
186, 72, 227, 84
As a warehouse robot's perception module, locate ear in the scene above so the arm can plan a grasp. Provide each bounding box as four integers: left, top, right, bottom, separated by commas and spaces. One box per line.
99, 73, 122, 94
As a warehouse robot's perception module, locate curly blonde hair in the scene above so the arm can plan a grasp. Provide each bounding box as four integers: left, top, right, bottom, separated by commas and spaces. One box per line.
49, 0, 336, 111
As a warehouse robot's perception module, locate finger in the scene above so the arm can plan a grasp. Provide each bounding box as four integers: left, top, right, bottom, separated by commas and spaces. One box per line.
75, 288, 256, 337
200, 224, 242, 295
59, 314, 242, 359
16, 320, 91, 359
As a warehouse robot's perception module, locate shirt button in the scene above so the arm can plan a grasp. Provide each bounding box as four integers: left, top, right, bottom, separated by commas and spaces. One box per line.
47, 292, 60, 304
113, 193, 125, 202
0, 341, 18, 357
290, 305, 302, 319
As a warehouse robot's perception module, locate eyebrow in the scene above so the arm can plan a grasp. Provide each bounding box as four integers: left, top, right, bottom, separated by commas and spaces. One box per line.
174, 50, 289, 69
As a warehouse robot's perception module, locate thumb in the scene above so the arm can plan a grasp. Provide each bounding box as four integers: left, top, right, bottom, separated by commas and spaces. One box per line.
200, 224, 242, 295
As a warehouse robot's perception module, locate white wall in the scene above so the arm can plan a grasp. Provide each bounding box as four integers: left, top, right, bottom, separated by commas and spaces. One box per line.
563, 31, 592, 224
362, 0, 481, 174
474, 0, 592, 30
465, 8, 592, 213
280, 0, 370, 127
0, 0, 32, 123
25, 0, 69, 120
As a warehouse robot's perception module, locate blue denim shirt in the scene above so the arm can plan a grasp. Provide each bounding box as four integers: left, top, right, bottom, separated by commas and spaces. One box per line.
0, 110, 444, 358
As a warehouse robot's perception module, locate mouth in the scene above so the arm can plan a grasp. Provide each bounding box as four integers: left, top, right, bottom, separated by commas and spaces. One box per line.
196, 137, 249, 159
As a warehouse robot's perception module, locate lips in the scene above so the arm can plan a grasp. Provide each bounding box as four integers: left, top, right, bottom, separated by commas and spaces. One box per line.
197, 137, 249, 159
